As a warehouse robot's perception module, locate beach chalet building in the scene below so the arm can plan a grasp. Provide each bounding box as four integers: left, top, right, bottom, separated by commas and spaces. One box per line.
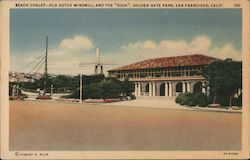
108, 54, 219, 97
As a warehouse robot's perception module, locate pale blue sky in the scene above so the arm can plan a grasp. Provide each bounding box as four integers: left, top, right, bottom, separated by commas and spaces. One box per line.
10, 9, 242, 75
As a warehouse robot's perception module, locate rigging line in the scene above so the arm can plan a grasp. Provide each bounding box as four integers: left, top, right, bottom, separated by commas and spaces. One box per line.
28, 57, 45, 74
33, 61, 45, 74
18, 53, 45, 72
28, 56, 45, 72
19, 54, 45, 72
29, 61, 45, 75
27, 56, 46, 74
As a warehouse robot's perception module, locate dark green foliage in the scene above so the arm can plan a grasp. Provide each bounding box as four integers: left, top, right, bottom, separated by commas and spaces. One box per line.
175, 93, 191, 105
193, 93, 207, 107
49, 75, 77, 89
232, 94, 242, 107
65, 76, 134, 100
120, 78, 135, 96
82, 74, 105, 85
175, 93, 208, 107
99, 78, 122, 98
129, 94, 136, 100
65, 88, 80, 99
202, 59, 242, 107
13, 74, 105, 93
10, 74, 134, 100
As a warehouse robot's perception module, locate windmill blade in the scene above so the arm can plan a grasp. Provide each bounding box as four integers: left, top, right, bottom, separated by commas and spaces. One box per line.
79, 48, 119, 75
79, 65, 93, 68
101, 60, 118, 63
80, 62, 96, 64
100, 63, 117, 65
100, 61, 118, 65
79, 62, 96, 65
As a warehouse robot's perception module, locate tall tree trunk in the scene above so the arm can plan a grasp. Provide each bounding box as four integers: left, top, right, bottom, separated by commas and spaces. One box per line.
229, 95, 233, 107
213, 92, 216, 104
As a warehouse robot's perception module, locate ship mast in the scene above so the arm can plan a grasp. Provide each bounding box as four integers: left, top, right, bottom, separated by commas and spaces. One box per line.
43, 36, 48, 94
45, 36, 48, 77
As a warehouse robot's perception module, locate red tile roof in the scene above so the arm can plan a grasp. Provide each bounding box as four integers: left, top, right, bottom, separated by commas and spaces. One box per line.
109, 54, 220, 71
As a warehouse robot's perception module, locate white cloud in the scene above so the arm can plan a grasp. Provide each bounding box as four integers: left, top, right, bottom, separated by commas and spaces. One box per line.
59, 35, 93, 50
189, 36, 212, 53
124, 40, 157, 49
11, 35, 97, 75
121, 35, 241, 61
209, 43, 241, 61
11, 51, 97, 75
47, 49, 96, 75
159, 40, 188, 54
11, 35, 241, 76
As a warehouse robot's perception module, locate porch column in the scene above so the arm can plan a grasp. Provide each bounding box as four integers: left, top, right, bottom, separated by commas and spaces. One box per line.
238, 88, 241, 96
165, 82, 168, 97
202, 81, 206, 94
138, 83, 141, 96
134, 83, 138, 96
207, 86, 210, 96
149, 82, 152, 96
172, 82, 177, 96
187, 81, 190, 92
182, 81, 186, 93
169, 82, 172, 97
141, 83, 147, 96
156, 83, 161, 96
152, 82, 156, 96
190, 81, 195, 93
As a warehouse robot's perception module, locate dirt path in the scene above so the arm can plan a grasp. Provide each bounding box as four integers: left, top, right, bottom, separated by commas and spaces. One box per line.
9, 101, 242, 151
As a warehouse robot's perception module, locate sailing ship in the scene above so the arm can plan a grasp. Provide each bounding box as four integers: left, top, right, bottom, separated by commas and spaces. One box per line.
36, 36, 52, 100
10, 37, 74, 100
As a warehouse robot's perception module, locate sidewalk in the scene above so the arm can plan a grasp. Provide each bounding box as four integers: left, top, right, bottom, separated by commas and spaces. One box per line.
104, 96, 242, 113
192, 106, 242, 113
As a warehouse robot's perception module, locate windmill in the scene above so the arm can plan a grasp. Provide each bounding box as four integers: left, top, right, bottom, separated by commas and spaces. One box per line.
78, 47, 117, 103
79, 47, 117, 75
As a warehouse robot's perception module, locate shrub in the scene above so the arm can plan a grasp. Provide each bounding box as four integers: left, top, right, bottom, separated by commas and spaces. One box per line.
129, 94, 136, 100
194, 93, 207, 107
176, 92, 192, 105
175, 92, 208, 107
232, 94, 242, 107
175, 92, 187, 104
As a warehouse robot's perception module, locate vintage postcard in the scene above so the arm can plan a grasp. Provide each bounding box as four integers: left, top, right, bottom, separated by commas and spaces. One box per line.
0, 0, 249, 159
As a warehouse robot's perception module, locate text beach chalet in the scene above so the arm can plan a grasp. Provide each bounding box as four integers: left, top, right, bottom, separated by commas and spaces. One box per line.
108, 54, 219, 97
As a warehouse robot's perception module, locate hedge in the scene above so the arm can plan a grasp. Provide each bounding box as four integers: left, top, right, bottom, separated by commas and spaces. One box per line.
175, 92, 207, 107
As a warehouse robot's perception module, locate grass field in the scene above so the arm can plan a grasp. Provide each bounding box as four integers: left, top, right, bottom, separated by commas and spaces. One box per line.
9, 100, 242, 151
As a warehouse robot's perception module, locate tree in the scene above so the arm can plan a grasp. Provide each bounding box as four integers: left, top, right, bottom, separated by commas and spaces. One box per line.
202, 59, 242, 107
65, 76, 134, 100
121, 78, 134, 97
100, 79, 123, 98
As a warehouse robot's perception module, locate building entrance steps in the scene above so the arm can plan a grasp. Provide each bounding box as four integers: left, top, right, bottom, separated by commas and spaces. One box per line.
104, 96, 242, 113
137, 95, 176, 100
104, 96, 192, 110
